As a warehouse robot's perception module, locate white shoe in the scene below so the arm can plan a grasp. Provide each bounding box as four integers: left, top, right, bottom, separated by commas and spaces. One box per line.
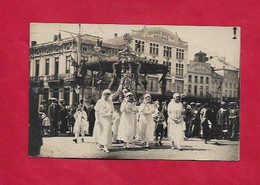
103, 147, 109, 153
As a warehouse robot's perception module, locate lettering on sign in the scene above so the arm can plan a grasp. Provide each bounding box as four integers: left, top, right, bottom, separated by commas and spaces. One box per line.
189, 62, 211, 73
148, 30, 175, 41
225, 70, 238, 79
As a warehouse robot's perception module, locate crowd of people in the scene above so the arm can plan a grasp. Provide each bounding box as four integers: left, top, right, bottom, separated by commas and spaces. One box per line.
37, 88, 240, 153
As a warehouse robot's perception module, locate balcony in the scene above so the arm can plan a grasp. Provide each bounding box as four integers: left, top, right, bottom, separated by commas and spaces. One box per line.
30, 76, 44, 82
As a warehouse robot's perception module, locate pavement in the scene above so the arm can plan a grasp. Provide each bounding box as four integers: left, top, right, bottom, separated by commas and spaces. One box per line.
38, 136, 239, 161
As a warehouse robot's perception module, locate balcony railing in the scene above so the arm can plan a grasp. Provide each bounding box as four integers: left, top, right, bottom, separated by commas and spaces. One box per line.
30, 76, 44, 82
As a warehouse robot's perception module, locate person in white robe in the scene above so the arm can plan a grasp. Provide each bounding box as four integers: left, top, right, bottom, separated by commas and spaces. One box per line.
118, 92, 137, 149
93, 76, 125, 152
139, 93, 156, 148
167, 93, 185, 150
112, 109, 121, 143
73, 105, 88, 143
94, 89, 114, 153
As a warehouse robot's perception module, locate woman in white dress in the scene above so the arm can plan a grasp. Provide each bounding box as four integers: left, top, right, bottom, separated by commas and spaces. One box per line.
73, 105, 88, 143
94, 89, 114, 153
139, 93, 155, 148
118, 92, 137, 149
167, 93, 185, 150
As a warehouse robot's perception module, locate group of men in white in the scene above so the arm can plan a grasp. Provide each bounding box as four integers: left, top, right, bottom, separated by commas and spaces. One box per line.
73, 87, 185, 153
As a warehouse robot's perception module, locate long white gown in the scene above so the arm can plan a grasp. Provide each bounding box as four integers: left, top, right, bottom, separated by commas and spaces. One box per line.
139, 103, 155, 143
118, 101, 136, 142
167, 100, 185, 145
94, 98, 114, 146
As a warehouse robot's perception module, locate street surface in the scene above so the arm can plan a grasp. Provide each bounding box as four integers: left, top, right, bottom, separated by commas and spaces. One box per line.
38, 136, 239, 161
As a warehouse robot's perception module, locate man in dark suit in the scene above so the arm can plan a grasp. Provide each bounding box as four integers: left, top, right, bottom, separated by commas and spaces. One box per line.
48, 98, 60, 136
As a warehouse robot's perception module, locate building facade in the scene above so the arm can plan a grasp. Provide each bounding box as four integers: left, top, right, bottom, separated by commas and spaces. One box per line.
29, 33, 121, 105
29, 27, 239, 106
106, 27, 189, 95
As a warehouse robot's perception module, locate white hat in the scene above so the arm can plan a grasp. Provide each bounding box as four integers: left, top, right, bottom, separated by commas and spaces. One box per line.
173, 93, 180, 99
144, 94, 151, 99
125, 92, 133, 97
102, 89, 111, 95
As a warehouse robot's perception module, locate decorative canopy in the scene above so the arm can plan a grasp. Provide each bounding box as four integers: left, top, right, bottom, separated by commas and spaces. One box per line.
84, 55, 168, 74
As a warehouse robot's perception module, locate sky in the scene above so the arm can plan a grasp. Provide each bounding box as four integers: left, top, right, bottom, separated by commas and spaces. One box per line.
30, 23, 240, 68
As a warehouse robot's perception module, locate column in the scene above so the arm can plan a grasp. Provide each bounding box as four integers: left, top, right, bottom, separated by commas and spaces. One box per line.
59, 87, 64, 100
69, 87, 73, 106
49, 88, 53, 99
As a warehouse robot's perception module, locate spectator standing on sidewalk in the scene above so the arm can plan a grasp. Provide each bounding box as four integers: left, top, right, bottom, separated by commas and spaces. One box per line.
48, 98, 60, 137
201, 103, 211, 143
216, 102, 228, 140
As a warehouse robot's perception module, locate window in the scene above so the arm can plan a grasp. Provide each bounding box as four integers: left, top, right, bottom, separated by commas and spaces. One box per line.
64, 88, 70, 105
176, 48, 184, 60
200, 76, 204, 84
195, 76, 198, 83
234, 91, 237, 97
53, 88, 59, 99
233, 84, 237, 89
55, 57, 59, 75
194, 85, 198, 95
149, 43, 159, 55
176, 63, 184, 76
200, 86, 203, 96
206, 86, 209, 96
43, 88, 49, 102
229, 90, 232, 97
66, 56, 71, 74
150, 59, 158, 63
163, 61, 171, 74
35, 60, 39, 76
65, 42, 72, 50
45, 59, 49, 75
135, 40, 145, 52
225, 90, 228, 97
188, 75, 192, 83
206, 77, 209, 84
225, 82, 228, 88
163, 46, 172, 58
229, 83, 232, 88
188, 85, 192, 93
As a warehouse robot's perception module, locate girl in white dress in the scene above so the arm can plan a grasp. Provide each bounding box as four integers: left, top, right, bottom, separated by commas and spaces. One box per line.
73, 105, 88, 143
118, 92, 137, 149
139, 93, 155, 148
94, 89, 114, 153
167, 93, 185, 150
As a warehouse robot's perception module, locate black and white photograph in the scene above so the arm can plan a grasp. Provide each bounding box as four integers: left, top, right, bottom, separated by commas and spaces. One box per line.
29, 23, 240, 161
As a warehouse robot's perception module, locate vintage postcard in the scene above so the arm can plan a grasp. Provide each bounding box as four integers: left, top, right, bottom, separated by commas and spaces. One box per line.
29, 23, 240, 160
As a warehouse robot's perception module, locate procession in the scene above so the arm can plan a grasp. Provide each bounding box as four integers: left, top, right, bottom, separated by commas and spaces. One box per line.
29, 24, 240, 160
33, 86, 239, 156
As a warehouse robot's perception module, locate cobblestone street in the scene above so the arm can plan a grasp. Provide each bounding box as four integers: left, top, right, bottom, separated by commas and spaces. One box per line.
39, 136, 239, 161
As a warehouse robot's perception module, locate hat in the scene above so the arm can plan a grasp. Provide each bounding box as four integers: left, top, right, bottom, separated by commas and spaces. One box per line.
41, 100, 46, 104
190, 102, 195, 105
102, 89, 111, 95
196, 102, 201, 106
221, 102, 226, 105
144, 94, 151, 99
173, 93, 180, 99
51, 98, 57, 101
125, 92, 133, 97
